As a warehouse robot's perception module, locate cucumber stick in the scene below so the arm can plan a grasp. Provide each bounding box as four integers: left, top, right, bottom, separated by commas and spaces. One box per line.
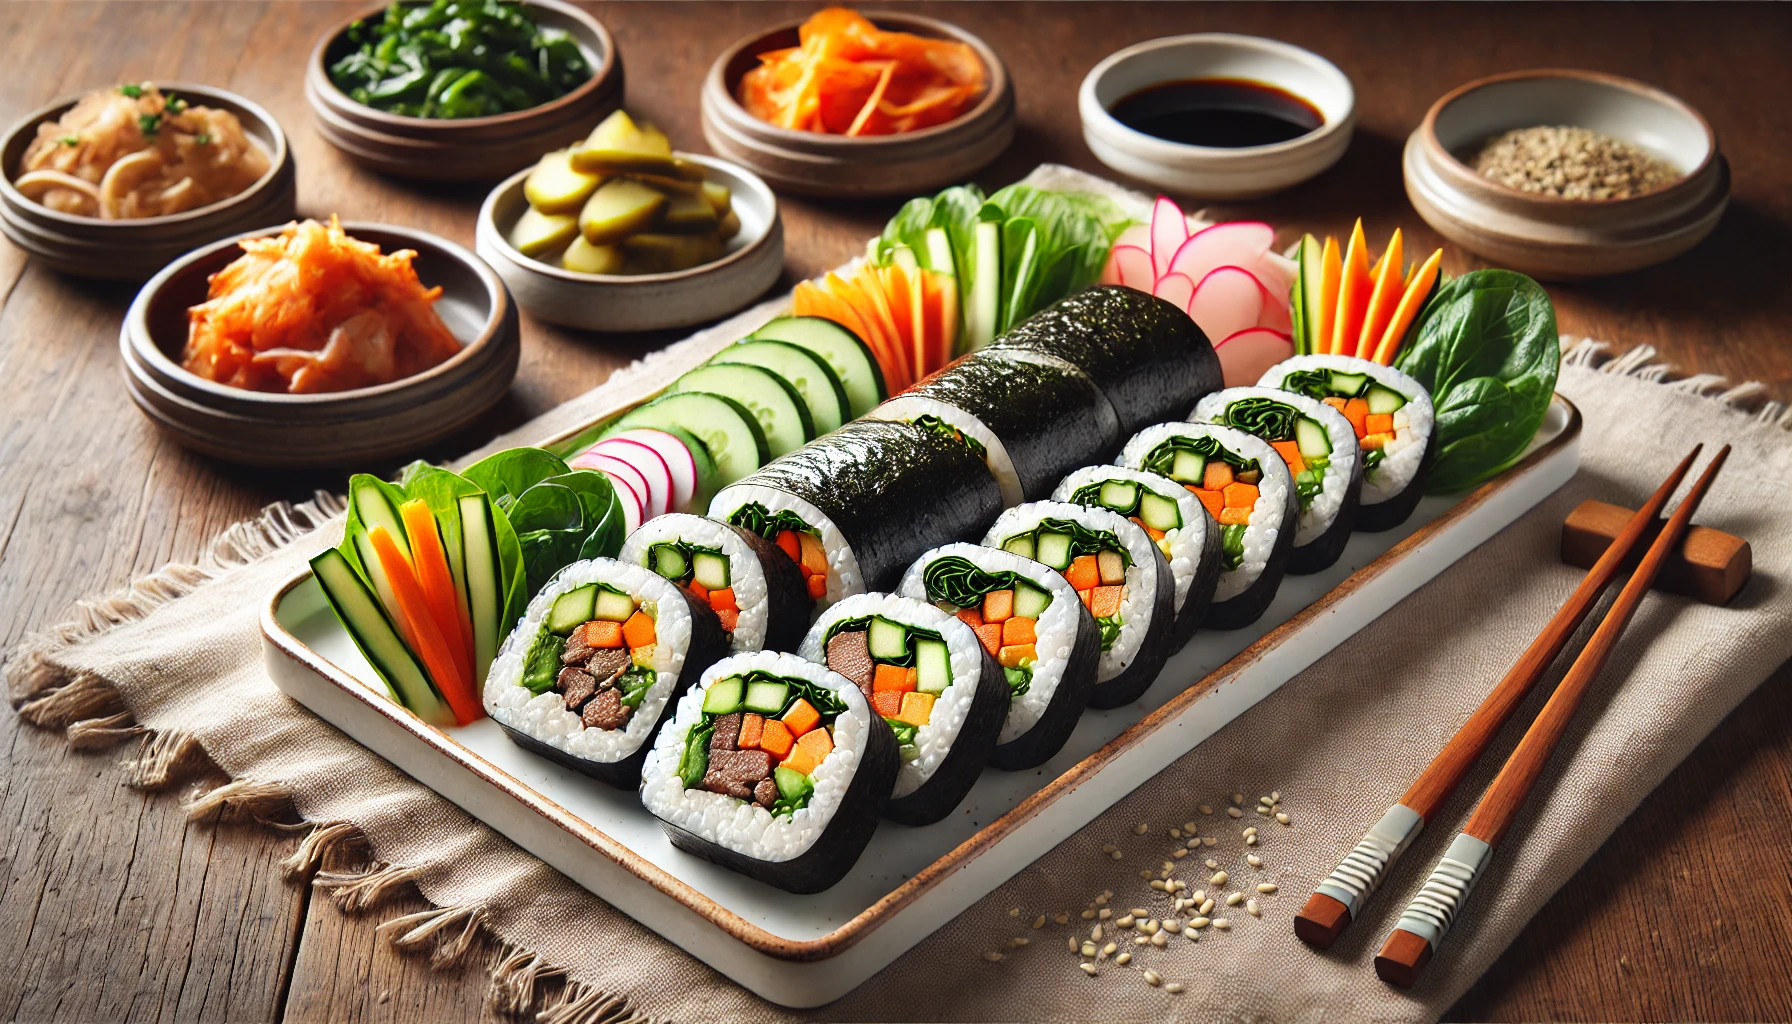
1299, 234, 1326, 355
458, 493, 504, 686
1295, 417, 1332, 458
965, 220, 1002, 349
310, 548, 453, 727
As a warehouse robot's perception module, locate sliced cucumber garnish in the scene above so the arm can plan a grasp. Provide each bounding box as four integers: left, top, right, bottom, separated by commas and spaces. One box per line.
670, 363, 814, 457
712, 339, 849, 434
751, 316, 887, 418
610, 391, 768, 488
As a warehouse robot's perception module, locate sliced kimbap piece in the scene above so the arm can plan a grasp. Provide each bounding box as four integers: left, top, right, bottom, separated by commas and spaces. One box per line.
1191, 387, 1363, 576
639, 650, 899, 893
1120, 423, 1298, 629
1053, 465, 1220, 651
709, 419, 1003, 614
484, 557, 730, 789
898, 543, 1101, 770
619, 513, 809, 653
800, 593, 1007, 825
989, 285, 1222, 436
983, 501, 1175, 710
867, 348, 1121, 506
1257, 354, 1436, 532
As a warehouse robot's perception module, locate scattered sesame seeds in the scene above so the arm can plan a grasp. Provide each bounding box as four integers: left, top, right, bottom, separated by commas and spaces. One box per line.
1226, 892, 1243, 907
1191, 889, 1206, 903
1172, 848, 1188, 859
1143, 968, 1162, 987
1150, 931, 1168, 947
1189, 916, 1210, 929
1134, 934, 1148, 945
1082, 941, 1097, 957
1169, 828, 1182, 839
1090, 924, 1103, 941
1183, 821, 1198, 832
1008, 937, 1030, 948
1102, 941, 1117, 957
1246, 835, 1258, 846
1199, 898, 1215, 916
1210, 871, 1229, 886
1131, 907, 1149, 918
1204, 858, 1219, 869
1099, 907, 1112, 920
1081, 962, 1098, 977
1081, 909, 1096, 920
1165, 982, 1185, 994
1226, 807, 1245, 819
1247, 854, 1263, 868
1116, 913, 1135, 928
1133, 822, 1149, 835
1068, 935, 1080, 952
1271, 791, 1281, 802
1213, 918, 1231, 930
1150, 879, 1167, 891
1276, 812, 1291, 825
1008, 907, 1020, 917
1116, 951, 1132, 965
983, 951, 1004, 962
1101, 843, 1117, 854
1257, 883, 1278, 894
1198, 804, 1213, 815
1203, 837, 1217, 847
1247, 899, 1261, 917
1032, 915, 1047, 929
1186, 838, 1201, 849
1054, 912, 1070, 925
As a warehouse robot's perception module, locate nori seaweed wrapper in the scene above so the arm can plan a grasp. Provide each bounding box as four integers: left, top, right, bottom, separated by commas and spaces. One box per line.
991, 285, 1222, 435
733, 420, 1003, 591
884, 644, 1009, 827
899, 349, 1122, 501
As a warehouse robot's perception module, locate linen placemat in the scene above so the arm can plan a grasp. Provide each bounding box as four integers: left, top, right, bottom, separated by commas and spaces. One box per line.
10, 168, 1792, 1023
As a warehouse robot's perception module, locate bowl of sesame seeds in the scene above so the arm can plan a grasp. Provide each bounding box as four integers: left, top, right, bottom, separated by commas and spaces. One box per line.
1403, 68, 1729, 280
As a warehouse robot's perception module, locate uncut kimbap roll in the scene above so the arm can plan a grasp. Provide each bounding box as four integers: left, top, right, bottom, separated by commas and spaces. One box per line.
1120, 423, 1298, 630
990, 286, 1222, 435
898, 543, 1101, 770
709, 419, 1003, 612
867, 348, 1121, 506
1052, 465, 1221, 651
983, 501, 1176, 710
640, 651, 899, 893
1192, 388, 1362, 576
800, 594, 1007, 826
619, 514, 810, 653
1257, 355, 1437, 532
485, 558, 730, 788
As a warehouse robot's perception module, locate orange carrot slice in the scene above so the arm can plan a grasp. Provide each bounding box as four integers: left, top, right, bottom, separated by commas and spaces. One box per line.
1355, 229, 1404, 359
368, 525, 479, 725
400, 499, 473, 690
1317, 234, 1341, 353
1371, 249, 1444, 365
1330, 220, 1372, 356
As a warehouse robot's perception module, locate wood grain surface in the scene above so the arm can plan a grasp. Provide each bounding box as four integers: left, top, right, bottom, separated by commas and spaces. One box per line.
0, 3, 1788, 1021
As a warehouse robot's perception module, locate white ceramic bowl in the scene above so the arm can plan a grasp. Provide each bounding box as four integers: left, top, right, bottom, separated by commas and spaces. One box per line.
1079, 33, 1354, 200
476, 151, 783, 333
1404, 69, 1729, 280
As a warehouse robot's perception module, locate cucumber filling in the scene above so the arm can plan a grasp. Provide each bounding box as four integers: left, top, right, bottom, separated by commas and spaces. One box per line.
523, 584, 660, 732
823, 615, 953, 762
679, 670, 846, 815
998, 518, 1130, 652
918, 555, 1052, 699
1142, 436, 1263, 571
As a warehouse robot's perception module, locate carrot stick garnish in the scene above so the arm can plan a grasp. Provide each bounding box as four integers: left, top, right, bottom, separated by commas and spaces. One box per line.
1317, 234, 1341, 353
1370, 249, 1443, 365
1330, 220, 1372, 356
1355, 229, 1404, 359
400, 499, 473, 690
367, 524, 479, 725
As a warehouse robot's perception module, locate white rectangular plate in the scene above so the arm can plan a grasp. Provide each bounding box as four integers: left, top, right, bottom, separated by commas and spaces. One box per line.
263, 396, 1580, 1007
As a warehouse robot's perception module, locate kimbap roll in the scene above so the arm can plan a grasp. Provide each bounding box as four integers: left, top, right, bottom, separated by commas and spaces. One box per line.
867, 349, 1121, 506
898, 543, 1101, 770
709, 420, 1003, 612
619, 514, 810, 653
485, 558, 730, 789
983, 501, 1176, 710
1257, 355, 1436, 532
1053, 466, 1221, 651
639, 651, 899, 893
801, 594, 1008, 826
990, 286, 1222, 435
1120, 424, 1298, 630
1191, 388, 1362, 576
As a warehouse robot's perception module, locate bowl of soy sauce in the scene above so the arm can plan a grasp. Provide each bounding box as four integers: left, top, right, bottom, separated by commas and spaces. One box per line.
1079, 34, 1354, 200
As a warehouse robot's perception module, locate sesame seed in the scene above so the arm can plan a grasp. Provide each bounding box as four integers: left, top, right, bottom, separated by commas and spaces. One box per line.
1204, 858, 1219, 869
1008, 937, 1030, 948
1134, 934, 1148, 945
1198, 804, 1213, 815
1189, 916, 1210, 929
1183, 821, 1198, 832
1247, 899, 1261, 917
1203, 837, 1218, 847
1101, 843, 1117, 854
1211, 871, 1229, 886
1116, 914, 1135, 928
1257, 883, 1278, 894
1186, 838, 1201, 849
1008, 907, 1020, 917
1142, 919, 1159, 934
1133, 822, 1149, 835
1226, 892, 1243, 906
1080, 909, 1095, 920
1082, 941, 1097, 957
1150, 932, 1168, 947
1081, 962, 1098, 977
1099, 907, 1112, 920
1172, 848, 1188, 859
1271, 791, 1281, 802
1276, 812, 1291, 825
983, 951, 1004, 962
1068, 935, 1080, 952
1166, 982, 1185, 994
1054, 912, 1070, 925
1231, 793, 1243, 805
1138, 869, 1152, 878
1247, 854, 1262, 868
1242, 826, 1258, 837
1256, 806, 1270, 816
1169, 828, 1182, 839
1214, 918, 1231, 930
1199, 898, 1215, 915
1131, 907, 1149, 917
1226, 807, 1244, 819
1102, 941, 1117, 957
1116, 952, 1132, 965
1032, 915, 1047, 929
1143, 968, 1162, 987
1110, 850, 1123, 860
1091, 924, 1103, 941
1150, 879, 1167, 890
1246, 835, 1258, 846
1191, 889, 1206, 903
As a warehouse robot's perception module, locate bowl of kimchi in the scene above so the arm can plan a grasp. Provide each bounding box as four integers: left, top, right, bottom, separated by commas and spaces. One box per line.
121, 219, 519, 467
699, 8, 1014, 198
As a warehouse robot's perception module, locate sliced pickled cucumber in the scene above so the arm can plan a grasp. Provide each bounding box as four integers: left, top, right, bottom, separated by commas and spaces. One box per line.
561, 235, 625, 274
661, 191, 719, 233
572, 110, 676, 175
579, 178, 667, 245
523, 149, 603, 213
508, 207, 579, 256
700, 180, 732, 216
716, 208, 741, 242
623, 232, 724, 274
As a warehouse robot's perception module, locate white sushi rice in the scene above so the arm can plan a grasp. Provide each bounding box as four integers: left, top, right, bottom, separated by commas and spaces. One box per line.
1119, 424, 1292, 604
867, 396, 1024, 507
797, 593, 981, 800
1051, 465, 1208, 615
639, 651, 867, 863
1192, 388, 1359, 548
897, 543, 1082, 746
983, 501, 1160, 685
484, 558, 690, 764
620, 514, 771, 652
708, 483, 864, 617
1257, 354, 1435, 506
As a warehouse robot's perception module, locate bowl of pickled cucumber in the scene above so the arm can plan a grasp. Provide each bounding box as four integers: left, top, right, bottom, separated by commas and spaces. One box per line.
306, 0, 625, 182
476, 110, 783, 332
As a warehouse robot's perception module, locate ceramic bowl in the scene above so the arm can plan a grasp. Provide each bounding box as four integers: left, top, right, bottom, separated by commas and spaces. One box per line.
305, 0, 624, 182
122, 222, 519, 467
1404, 69, 1729, 280
0, 83, 296, 281
475, 152, 782, 333
699, 12, 1013, 198
1079, 33, 1354, 200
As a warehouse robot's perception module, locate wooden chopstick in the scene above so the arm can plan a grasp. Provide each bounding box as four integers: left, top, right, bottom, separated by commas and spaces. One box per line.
1294, 445, 1705, 950
1374, 445, 1731, 989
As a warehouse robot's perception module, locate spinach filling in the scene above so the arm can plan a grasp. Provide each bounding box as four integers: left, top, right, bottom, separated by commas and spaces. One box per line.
728, 502, 816, 541
1221, 398, 1330, 514
910, 414, 988, 460
921, 556, 1053, 698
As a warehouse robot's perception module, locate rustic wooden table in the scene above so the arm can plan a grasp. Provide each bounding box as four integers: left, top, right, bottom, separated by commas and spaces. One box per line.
2, 2, 1789, 1021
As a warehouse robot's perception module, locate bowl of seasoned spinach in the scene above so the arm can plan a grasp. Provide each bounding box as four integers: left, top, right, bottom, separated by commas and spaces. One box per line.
306, 0, 624, 182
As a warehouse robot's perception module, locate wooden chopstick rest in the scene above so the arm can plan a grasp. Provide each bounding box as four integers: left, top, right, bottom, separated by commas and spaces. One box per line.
1374, 446, 1731, 989
1293, 447, 1705, 952
1563, 499, 1750, 605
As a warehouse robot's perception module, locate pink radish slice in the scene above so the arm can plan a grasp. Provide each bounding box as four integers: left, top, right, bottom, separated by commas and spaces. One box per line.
599, 428, 697, 512
1252, 251, 1296, 296
1111, 221, 1150, 254
1150, 197, 1190, 278
572, 454, 651, 529
1214, 328, 1295, 388
609, 476, 643, 535
1106, 245, 1154, 291
1166, 221, 1276, 292
593, 437, 672, 518
1187, 266, 1267, 344
1151, 271, 1196, 312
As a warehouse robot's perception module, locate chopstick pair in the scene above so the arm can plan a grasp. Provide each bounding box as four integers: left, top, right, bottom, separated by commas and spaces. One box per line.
1290, 444, 1730, 987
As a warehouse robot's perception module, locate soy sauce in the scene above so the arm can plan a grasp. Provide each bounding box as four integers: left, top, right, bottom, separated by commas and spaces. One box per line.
1110, 77, 1324, 148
